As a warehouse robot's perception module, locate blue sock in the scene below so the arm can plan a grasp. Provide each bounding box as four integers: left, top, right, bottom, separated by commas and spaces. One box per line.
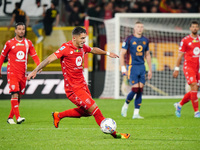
126, 91, 136, 104
135, 92, 142, 109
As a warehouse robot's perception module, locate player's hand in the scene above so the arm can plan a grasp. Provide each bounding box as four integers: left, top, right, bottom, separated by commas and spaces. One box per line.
108, 52, 119, 58
173, 70, 179, 78
148, 71, 152, 80
27, 70, 37, 80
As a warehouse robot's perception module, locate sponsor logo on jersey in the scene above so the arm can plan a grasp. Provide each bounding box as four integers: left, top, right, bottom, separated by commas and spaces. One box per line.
59, 46, 65, 51
76, 56, 82, 66
16, 43, 24, 46
132, 41, 137, 45
192, 39, 199, 43
16, 51, 25, 60
136, 45, 143, 56
74, 49, 80, 52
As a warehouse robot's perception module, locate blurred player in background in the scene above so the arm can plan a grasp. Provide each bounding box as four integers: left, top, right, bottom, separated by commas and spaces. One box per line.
173, 20, 200, 118
0, 22, 40, 124
27, 27, 130, 139
8, 2, 29, 36
120, 21, 152, 119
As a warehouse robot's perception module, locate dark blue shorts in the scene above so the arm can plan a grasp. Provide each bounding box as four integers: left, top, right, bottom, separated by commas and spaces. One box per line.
128, 64, 146, 86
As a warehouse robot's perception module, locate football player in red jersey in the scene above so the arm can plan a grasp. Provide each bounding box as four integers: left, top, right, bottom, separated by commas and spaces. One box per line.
27, 27, 130, 139
173, 21, 200, 118
0, 22, 40, 124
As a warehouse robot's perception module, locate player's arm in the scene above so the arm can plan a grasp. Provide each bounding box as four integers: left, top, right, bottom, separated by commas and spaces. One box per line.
120, 48, 127, 75
90, 47, 119, 58
27, 53, 57, 80
145, 51, 152, 80
173, 51, 184, 78
25, 14, 30, 28
8, 14, 16, 29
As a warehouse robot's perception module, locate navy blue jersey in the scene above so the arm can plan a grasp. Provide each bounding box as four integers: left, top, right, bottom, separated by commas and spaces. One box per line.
122, 35, 149, 65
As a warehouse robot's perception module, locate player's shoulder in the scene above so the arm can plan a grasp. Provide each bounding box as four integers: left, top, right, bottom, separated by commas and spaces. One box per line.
125, 35, 134, 41
6, 38, 15, 45
182, 35, 190, 41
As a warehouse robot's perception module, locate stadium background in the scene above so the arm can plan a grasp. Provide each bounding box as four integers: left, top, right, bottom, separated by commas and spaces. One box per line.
0, 0, 200, 99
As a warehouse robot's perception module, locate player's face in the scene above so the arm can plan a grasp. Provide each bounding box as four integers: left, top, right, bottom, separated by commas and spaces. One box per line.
74, 33, 87, 48
15, 25, 25, 38
134, 23, 144, 36
190, 24, 199, 35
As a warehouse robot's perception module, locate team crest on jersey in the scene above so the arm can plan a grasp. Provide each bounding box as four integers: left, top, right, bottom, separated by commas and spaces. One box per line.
193, 47, 200, 55
132, 41, 137, 45
59, 46, 65, 51
143, 41, 146, 45
76, 56, 82, 66
16, 43, 24, 46
16, 51, 25, 60
74, 49, 80, 52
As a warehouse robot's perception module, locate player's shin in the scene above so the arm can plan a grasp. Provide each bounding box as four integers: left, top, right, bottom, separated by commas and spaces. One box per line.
190, 91, 199, 112
92, 107, 105, 126
179, 92, 191, 106
11, 98, 20, 120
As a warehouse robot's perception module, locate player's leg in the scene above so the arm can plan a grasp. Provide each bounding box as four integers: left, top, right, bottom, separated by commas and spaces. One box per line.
121, 66, 139, 117
132, 65, 145, 119
190, 82, 200, 118
133, 82, 144, 119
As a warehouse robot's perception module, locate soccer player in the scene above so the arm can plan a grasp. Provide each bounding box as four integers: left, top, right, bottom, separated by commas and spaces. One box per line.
173, 20, 200, 118
120, 21, 152, 119
0, 22, 40, 124
27, 27, 130, 139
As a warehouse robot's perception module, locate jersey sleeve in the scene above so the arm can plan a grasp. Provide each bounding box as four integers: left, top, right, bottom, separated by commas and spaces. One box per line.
28, 41, 40, 65
0, 42, 10, 69
83, 44, 92, 53
121, 37, 130, 50
54, 44, 68, 59
179, 38, 186, 52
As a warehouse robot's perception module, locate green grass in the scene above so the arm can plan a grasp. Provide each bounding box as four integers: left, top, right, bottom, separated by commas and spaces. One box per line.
0, 99, 200, 150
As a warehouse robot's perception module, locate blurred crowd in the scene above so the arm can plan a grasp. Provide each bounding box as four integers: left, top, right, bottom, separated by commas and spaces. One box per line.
62, 0, 200, 26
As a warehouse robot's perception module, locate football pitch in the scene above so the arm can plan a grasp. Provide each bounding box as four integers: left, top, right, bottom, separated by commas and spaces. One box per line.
0, 99, 200, 150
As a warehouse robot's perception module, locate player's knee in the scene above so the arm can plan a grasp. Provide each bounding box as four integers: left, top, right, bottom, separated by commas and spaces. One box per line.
132, 87, 139, 93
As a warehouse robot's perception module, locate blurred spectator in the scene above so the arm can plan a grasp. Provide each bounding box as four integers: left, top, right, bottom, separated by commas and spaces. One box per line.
159, 0, 181, 13
32, 1, 60, 44
68, 4, 85, 26
8, 2, 30, 31
185, 2, 196, 13
114, 0, 130, 13
150, 5, 159, 13
102, 2, 114, 20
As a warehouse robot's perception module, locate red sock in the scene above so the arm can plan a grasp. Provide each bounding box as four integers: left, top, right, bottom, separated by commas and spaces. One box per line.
180, 92, 191, 106
8, 107, 14, 119
59, 108, 90, 119
190, 91, 199, 112
11, 98, 20, 120
92, 107, 105, 126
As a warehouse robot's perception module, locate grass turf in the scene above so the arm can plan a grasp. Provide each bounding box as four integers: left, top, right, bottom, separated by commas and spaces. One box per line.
0, 99, 200, 150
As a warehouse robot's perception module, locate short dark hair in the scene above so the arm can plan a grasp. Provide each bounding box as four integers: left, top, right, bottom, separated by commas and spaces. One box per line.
15, 22, 25, 29
72, 27, 87, 35
190, 20, 199, 27
15, 2, 21, 8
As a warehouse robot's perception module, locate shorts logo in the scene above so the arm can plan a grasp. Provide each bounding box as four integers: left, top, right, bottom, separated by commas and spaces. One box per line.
76, 56, 82, 66
85, 98, 91, 104
21, 88, 25, 93
193, 47, 200, 55
16, 51, 25, 60
11, 85, 15, 90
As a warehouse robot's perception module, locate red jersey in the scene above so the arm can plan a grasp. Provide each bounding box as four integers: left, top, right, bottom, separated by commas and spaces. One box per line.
179, 35, 200, 69
54, 41, 92, 92
0, 37, 40, 76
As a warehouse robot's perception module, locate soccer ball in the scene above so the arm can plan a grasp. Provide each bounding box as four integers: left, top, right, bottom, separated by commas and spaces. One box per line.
100, 118, 117, 134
